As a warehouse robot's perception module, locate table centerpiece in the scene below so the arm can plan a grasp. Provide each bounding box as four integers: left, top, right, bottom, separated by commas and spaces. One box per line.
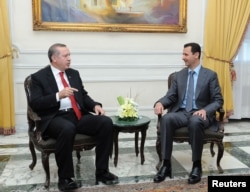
116, 96, 139, 121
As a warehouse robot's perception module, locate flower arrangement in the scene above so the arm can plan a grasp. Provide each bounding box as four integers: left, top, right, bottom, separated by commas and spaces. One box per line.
117, 96, 139, 121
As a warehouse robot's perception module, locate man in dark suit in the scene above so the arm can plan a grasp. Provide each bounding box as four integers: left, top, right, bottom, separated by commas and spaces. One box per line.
153, 42, 223, 184
29, 43, 119, 191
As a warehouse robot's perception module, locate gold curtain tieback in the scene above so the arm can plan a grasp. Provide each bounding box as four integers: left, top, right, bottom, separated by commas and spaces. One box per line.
205, 55, 233, 65
0, 53, 11, 60
203, 52, 233, 64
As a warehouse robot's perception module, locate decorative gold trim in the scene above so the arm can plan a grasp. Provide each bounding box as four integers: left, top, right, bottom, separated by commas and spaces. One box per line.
32, 0, 187, 33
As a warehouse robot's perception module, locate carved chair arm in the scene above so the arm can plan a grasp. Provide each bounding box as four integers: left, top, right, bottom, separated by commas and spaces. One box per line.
217, 107, 225, 133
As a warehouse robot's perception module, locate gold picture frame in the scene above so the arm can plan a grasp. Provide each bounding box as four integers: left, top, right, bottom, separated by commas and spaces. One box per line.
32, 0, 187, 33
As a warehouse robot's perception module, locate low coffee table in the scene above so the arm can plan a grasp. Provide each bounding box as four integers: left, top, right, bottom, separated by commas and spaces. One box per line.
110, 115, 151, 167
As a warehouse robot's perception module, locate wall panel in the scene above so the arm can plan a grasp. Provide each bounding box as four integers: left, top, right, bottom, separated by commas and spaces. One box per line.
9, 0, 205, 131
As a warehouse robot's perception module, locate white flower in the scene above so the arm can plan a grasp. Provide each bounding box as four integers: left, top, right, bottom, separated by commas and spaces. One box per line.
117, 96, 139, 121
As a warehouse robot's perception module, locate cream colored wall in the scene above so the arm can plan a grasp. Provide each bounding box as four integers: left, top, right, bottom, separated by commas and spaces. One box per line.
9, 0, 206, 130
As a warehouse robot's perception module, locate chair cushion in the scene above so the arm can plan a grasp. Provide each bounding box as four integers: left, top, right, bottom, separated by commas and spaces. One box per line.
74, 134, 96, 146
174, 127, 224, 141
30, 132, 96, 152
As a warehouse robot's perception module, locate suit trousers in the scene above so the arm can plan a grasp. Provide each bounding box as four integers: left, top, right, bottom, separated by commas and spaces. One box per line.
160, 109, 209, 162
45, 111, 114, 179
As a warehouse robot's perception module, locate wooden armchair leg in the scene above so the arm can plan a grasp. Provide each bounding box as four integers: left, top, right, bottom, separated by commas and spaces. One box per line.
28, 140, 37, 170
216, 141, 224, 173
41, 152, 50, 188
210, 142, 215, 157
76, 150, 81, 163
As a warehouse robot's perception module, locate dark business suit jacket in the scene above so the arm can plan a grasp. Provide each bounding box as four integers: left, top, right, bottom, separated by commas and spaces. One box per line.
29, 65, 101, 137
158, 67, 224, 131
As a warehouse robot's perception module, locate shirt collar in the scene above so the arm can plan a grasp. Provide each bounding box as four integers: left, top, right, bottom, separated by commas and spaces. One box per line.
189, 64, 201, 75
50, 65, 62, 76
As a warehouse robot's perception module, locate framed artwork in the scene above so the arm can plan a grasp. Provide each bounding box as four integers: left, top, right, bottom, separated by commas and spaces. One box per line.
32, 0, 187, 33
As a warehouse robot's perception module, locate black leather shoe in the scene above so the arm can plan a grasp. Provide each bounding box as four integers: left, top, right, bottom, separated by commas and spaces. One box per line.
58, 178, 78, 191
153, 165, 172, 183
96, 171, 119, 185
188, 167, 202, 184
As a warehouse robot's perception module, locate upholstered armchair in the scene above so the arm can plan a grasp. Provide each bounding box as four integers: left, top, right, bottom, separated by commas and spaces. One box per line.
24, 75, 96, 188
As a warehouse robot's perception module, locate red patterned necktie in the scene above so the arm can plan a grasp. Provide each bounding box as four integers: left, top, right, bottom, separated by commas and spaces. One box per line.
59, 72, 82, 120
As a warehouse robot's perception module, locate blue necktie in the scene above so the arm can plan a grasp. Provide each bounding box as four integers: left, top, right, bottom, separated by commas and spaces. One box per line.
186, 71, 195, 112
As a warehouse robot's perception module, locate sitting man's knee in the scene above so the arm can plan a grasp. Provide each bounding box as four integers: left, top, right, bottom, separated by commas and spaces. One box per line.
188, 115, 204, 129
61, 126, 76, 137
161, 113, 176, 123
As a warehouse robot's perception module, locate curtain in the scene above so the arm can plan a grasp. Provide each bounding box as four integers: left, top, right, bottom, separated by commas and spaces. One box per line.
203, 0, 250, 120
0, 0, 16, 134
231, 24, 250, 119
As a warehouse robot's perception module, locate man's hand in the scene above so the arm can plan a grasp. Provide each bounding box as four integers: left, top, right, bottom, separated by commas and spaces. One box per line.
154, 102, 164, 115
193, 109, 207, 120
94, 105, 105, 115
59, 87, 78, 99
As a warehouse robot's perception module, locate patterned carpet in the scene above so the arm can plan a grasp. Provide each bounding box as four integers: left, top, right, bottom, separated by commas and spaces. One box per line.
77, 177, 208, 192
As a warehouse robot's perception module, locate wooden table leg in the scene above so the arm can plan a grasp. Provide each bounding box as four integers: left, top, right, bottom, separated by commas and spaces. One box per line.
140, 129, 147, 165
113, 130, 119, 167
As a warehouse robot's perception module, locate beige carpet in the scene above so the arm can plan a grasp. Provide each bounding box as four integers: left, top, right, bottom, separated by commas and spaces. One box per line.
76, 177, 208, 192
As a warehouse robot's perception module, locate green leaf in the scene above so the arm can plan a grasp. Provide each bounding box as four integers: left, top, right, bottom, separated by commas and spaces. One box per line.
117, 96, 125, 105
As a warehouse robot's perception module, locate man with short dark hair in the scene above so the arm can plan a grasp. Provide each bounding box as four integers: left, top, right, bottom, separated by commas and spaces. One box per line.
153, 42, 223, 184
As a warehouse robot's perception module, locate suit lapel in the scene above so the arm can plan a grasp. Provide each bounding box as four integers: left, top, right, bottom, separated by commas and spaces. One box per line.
45, 66, 59, 92
195, 67, 206, 98
65, 70, 76, 88
180, 68, 189, 100
65, 70, 81, 102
